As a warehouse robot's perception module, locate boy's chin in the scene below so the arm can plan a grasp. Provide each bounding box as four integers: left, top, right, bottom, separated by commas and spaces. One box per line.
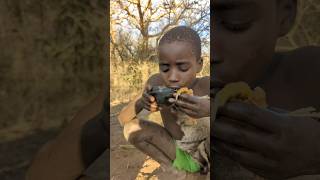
213, 72, 241, 84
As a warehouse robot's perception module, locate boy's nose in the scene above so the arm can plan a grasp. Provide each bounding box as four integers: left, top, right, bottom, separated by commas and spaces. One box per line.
168, 71, 180, 84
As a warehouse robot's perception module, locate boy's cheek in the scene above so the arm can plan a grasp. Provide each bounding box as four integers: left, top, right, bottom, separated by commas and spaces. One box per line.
213, 19, 279, 82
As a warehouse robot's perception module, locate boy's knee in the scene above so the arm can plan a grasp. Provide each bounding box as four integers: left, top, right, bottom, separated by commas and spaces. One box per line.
123, 119, 142, 142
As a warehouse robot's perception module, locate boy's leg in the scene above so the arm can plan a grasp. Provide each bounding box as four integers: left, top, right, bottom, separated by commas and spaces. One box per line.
123, 118, 176, 166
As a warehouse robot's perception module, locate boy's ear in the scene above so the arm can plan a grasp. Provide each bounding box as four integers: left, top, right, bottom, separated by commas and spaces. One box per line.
196, 58, 203, 73
277, 0, 297, 37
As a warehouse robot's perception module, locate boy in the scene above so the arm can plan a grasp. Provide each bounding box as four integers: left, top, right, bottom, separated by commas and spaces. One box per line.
118, 26, 210, 175
212, 0, 320, 179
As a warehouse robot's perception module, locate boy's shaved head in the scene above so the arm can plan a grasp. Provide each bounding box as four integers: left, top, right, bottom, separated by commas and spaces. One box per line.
159, 26, 201, 60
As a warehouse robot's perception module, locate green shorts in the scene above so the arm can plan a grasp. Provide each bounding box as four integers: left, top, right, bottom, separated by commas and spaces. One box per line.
172, 146, 201, 173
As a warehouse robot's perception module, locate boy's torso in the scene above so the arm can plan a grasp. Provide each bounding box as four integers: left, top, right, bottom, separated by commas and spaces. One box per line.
147, 74, 210, 140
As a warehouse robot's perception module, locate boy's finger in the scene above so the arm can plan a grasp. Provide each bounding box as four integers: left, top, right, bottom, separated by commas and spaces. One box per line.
178, 107, 197, 117
213, 116, 273, 153
142, 92, 150, 99
213, 138, 276, 171
178, 94, 196, 104
143, 92, 155, 102
142, 97, 151, 106
175, 100, 197, 110
149, 96, 155, 102
168, 98, 176, 103
150, 102, 158, 109
144, 105, 151, 111
219, 102, 281, 132
150, 107, 158, 112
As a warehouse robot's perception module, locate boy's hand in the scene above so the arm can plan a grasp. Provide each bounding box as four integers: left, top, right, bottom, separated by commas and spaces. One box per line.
212, 101, 320, 179
139, 85, 160, 112
169, 94, 210, 118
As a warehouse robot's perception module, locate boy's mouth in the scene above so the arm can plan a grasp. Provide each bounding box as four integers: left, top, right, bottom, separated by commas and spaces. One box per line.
168, 85, 180, 89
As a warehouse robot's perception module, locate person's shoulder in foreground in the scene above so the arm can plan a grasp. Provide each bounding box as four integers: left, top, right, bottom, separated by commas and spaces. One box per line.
278, 45, 320, 83
26, 90, 105, 180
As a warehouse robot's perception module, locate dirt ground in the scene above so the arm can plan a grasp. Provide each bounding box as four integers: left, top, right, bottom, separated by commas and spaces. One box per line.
0, 103, 209, 180
110, 103, 209, 180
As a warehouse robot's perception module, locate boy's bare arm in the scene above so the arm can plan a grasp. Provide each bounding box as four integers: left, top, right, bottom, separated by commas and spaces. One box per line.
26, 90, 105, 180
118, 74, 161, 126
117, 94, 144, 125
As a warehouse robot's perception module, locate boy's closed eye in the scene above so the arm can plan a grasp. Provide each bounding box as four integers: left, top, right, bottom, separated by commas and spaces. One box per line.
159, 62, 191, 72
214, 3, 257, 33
177, 63, 190, 72
159, 63, 169, 72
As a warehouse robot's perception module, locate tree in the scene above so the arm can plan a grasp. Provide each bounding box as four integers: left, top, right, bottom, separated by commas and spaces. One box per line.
111, 0, 210, 61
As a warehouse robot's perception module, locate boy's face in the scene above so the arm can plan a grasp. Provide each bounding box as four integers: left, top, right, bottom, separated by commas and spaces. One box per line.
212, 0, 284, 85
158, 41, 201, 88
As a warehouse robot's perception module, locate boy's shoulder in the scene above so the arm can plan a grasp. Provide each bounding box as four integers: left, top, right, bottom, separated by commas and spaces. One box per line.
277, 46, 320, 106
279, 46, 320, 80
194, 76, 210, 95
197, 76, 210, 88
283, 45, 320, 64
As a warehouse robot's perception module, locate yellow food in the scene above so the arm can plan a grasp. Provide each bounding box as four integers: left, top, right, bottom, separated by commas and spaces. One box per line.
213, 82, 320, 121
215, 82, 267, 108
212, 81, 267, 123
175, 87, 194, 101
176, 87, 194, 96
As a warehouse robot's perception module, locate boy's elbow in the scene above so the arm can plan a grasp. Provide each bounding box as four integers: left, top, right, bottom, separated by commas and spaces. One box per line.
117, 109, 132, 126
117, 102, 139, 126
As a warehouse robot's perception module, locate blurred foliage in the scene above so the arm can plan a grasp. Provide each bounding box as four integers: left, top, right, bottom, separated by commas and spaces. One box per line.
0, 0, 107, 133
277, 0, 320, 50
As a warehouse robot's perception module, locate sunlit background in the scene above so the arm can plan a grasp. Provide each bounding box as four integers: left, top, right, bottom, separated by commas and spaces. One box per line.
110, 0, 210, 105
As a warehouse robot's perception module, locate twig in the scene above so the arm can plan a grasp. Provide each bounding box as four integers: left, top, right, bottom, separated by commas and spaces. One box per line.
119, 144, 136, 149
